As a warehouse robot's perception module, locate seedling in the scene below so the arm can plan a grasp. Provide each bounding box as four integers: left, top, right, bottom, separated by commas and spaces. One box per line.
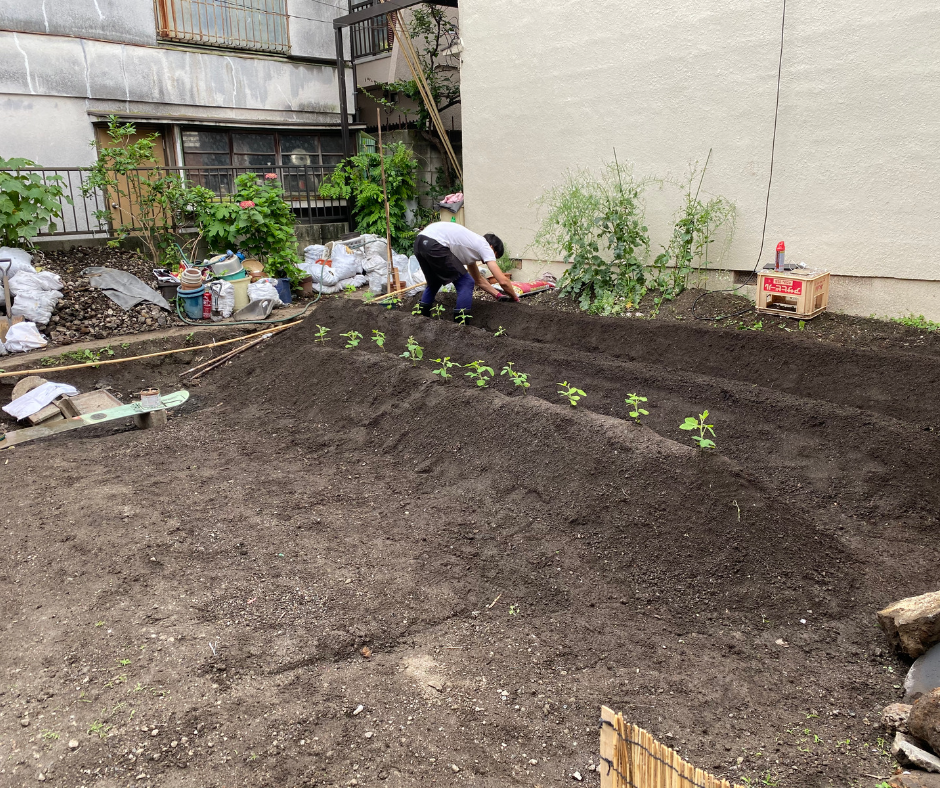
88, 720, 111, 738
399, 336, 424, 366
500, 363, 530, 393
385, 297, 402, 311
557, 381, 586, 407
430, 303, 445, 319
411, 302, 424, 316
494, 326, 507, 337
433, 357, 458, 382
314, 325, 330, 343
680, 410, 716, 449
371, 329, 386, 350
508, 604, 519, 616
624, 393, 649, 422
464, 360, 495, 388
343, 284, 356, 294
455, 311, 472, 326
798, 320, 806, 331
340, 330, 362, 349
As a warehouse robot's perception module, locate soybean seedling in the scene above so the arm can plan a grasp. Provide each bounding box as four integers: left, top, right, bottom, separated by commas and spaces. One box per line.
625, 393, 649, 422
341, 330, 363, 348
430, 303, 445, 319
371, 329, 386, 350
385, 297, 402, 311
464, 360, 495, 388
495, 326, 507, 337
411, 302, 424, 316
501, 362, 530, 394
314, 325, 330, 343
680, 410, 716, 449
400, 336, 424, 366
455, 311, 472, 327
433, 357, 458, 382
557, 381, 586, 407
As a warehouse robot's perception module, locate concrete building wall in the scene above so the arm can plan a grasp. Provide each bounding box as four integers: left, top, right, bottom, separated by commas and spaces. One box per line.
460, 0, 940, 319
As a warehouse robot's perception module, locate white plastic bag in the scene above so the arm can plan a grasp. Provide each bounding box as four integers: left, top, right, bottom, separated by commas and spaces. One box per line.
12, 292, 61, 324
216, 281, 235, 318
303, 244, 328, 263
336, 274, 368, 290
329, 244, 366, 280
298, 261, 338, 287
248, 279, 283, 306
3, 321, 47, 353
406, 255, 427, 288
361, 252, 388, 274
9, 270, 63, 295
0, 247, 35, 277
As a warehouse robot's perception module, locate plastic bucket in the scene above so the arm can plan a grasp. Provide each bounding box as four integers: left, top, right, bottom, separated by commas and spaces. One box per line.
178, 285, 206, 319
179, 268, 204, 291
231, 276, 250, 313
275, 278, 293, 305
219, 269, 248, 282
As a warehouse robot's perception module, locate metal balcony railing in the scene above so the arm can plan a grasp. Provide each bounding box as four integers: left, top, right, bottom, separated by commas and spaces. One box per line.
155, 0, 290, 54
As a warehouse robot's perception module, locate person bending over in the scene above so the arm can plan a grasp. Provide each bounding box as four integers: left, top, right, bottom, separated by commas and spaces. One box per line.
413, 222, 519, 323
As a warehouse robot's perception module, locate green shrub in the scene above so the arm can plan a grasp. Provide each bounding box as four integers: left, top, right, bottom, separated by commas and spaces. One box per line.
0, 157, 71, 246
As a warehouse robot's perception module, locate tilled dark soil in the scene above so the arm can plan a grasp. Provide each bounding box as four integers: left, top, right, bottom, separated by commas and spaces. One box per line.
1, 298, 937, 788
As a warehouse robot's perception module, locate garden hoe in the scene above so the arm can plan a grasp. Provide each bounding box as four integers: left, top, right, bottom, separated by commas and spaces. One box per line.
0, 258, 24, 342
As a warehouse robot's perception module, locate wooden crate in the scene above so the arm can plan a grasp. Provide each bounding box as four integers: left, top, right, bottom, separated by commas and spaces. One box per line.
439, 206, 465, 225
756, 269, 830, 319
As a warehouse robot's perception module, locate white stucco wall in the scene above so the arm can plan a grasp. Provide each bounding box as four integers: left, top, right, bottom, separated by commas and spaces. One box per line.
461, 0, 940, 317
0, 0, 158, 46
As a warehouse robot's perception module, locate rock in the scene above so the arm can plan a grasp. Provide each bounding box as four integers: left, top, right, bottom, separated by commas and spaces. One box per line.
68, 740, 79, 750
451, 764, 460, 773
20, 717, 29, 727
894, 732, 940, 773
573, 772, 583, 781
879, 591, 940, 658
907, 643, 940, 701
364, 732, 373, 739
911, 689, 940, 755
353, 705, 364, 716
889, 772, 940, 787
884, 703, 914, 733
11, 376, 47, 400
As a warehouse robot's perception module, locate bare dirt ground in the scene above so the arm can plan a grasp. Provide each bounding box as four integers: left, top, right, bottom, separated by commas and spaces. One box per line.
1, 295, 938, 788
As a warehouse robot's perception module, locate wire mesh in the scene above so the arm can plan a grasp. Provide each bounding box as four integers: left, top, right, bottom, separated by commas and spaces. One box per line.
156, 0, 289, 54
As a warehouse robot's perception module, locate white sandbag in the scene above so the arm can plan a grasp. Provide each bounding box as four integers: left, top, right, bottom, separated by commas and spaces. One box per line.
361, 252, 388, 274
329, 244, 365, 280
3, 321, 47, 353
367, 270, 386, 294
216, 280, 235, 318
303, 244, 328, 263
247, 279, 283, 306
336, 274, 369, 290
0, 247, 35, 277
406, 255, 427, 288
9, 270, 63, 294
12, 291, 61, 324
299, 261, 338, 287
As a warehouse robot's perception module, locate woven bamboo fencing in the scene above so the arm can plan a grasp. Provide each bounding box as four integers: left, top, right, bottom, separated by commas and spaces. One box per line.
600, 707, 744, 788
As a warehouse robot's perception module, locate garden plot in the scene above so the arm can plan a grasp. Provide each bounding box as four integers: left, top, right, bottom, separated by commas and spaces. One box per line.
1, 299, 938, 788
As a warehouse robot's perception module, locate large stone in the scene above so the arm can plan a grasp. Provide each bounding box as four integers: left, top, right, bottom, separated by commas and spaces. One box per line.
884, 703, 914, 733
890, 772, 940, 788
893, 732, 940, 773
907, 643, 940, 701
879, 592, 940, 658
911, 689, 940, 756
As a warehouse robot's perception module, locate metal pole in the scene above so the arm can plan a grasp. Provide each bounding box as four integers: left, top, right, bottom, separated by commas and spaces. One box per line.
335, 25, 354, 231
377, 108, 394, 294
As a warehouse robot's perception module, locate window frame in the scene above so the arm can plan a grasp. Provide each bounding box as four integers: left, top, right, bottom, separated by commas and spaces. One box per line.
155, 0, 291, 55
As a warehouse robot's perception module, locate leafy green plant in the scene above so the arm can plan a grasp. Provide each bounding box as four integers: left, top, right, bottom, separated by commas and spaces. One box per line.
341, 330, 363, 348
82, 117, 214, 266
411, 302, 425, 316
455, 311, 471, 326
464, 360, 494, 388
0, 156, 71, 246
500, 363, 530, 393
494, 326, 507, 337
798, 320, 806, 331
385, 297, 402, 311
319, 142, 419, 254
680, 410, 716, 449
343, 283, 357, 294
196, 171, 303, 284
557, 381, 586, 407
371, 329, 386, 350
508, 604, 519, 616
399, 335, 424, 366
624, 393, 649, 422
432, 356, 458, 382
40, 730, 59, 741
893, 313, 940, 332
88, 720, 111, 739
430, 303, 446, 319
314, 325, 330, 343
42, 346, 115, 368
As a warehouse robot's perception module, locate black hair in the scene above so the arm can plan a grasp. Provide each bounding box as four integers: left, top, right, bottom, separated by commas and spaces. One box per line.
483, 233, 505, 260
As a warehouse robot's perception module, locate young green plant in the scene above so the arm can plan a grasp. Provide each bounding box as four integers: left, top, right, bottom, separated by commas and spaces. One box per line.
494, 326, 507, 337
411, 302, 424, 316
341, 330, 363, 348
432, 357, 458, 382
371, 329, 386, 350
430, 303, 446, 319
455, 311, 471, 326
624, 393, 649, 422
314, 325, 330, 343
680, 410, 716, 449
501, 362, 530, 394
400, 335, 424, 366
464, 360, 495, 388
557, 381, 586, 407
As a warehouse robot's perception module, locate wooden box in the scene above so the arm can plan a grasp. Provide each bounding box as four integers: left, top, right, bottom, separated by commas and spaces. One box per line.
439, 206, 464, 225
755, 269, 830, 320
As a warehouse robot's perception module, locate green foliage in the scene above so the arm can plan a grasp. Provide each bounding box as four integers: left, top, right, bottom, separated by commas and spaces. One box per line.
798, 320, 806, 331
500, 362, 530, 393
557, 381, 586, 407
371, 329, 386, 350
319, 142, 418, 254
82, 117, 214, 267
680, 410, 716, 449
0, 156, 71, 246
314, 325, 330, 343
399, 335, 424, 365
411, 302, 424, 316
385, 296, 403, 310
432, 356, 458, 381
430, 303, 445, 319
494, 326, 507, 337
41, 346, 114, 368
624, 393, 649, 422
341, 330, 363, 348
455, 310, 471, 326
196, 171, 304, 285
893, 313, 940, 331
464, 360, 494, 388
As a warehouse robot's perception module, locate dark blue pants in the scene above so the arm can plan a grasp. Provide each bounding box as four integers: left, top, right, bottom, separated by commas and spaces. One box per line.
420, 272, 475, 311
414, 235, 475, 311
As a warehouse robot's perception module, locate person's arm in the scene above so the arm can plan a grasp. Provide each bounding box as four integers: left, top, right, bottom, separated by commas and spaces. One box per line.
468, 263, 504, 299
486, 259, 520, 302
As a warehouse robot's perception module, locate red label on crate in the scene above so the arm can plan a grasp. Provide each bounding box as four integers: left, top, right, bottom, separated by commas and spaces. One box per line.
763, 277, 803, 296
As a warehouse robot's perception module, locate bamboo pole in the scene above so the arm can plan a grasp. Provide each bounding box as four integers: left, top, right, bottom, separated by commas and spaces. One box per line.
377, 108, 395, 296
188, 334, 270, 380
0, 321, 301, 379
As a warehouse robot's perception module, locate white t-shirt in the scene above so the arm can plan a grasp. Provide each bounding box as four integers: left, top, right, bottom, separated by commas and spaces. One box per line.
418, 222, 496, 266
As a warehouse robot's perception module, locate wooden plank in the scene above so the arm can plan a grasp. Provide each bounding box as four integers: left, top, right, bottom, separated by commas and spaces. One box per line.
27, 402, 65, 426
600, 706, 618, 788
57, 390, 122, 418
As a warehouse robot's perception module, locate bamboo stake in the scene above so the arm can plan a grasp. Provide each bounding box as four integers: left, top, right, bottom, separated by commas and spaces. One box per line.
180, 332, 272, 376
189, 335, 270, 380
377, 108, 395, 297
0, 321, 302, 379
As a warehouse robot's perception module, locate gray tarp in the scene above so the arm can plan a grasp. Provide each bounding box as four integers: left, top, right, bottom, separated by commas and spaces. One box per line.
83, 267, 170, 311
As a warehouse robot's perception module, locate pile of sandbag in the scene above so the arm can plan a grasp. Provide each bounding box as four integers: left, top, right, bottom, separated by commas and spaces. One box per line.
299, 235, 425, 295
0, 247, 64, 325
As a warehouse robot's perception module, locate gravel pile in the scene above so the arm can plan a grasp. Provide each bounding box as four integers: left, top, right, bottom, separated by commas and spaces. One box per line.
31, 246, 183, 346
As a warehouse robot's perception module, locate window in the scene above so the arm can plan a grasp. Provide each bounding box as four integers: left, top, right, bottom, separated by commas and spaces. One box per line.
156, 0, 289, 54
350, 0, 391, 59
